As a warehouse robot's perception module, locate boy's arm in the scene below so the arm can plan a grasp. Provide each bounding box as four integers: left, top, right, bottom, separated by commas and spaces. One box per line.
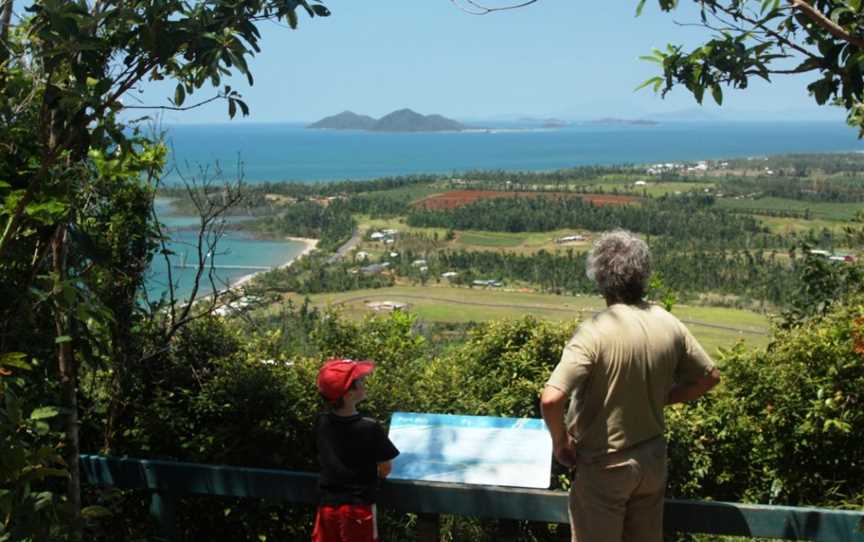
377, 461, 392, 479
372, 420, 399, 479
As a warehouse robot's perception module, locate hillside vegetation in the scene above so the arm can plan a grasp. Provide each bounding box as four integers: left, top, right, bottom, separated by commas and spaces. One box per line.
5, 150, 864, 541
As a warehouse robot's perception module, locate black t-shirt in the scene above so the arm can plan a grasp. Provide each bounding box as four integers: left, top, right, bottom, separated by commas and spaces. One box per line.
315, 412, 400, 505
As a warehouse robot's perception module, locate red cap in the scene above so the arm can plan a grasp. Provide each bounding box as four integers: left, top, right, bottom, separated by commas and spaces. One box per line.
317, 358, 375, 402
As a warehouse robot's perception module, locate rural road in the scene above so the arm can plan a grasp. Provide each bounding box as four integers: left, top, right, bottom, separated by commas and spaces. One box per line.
328, 293, 768, 336
328, 228, 362, 263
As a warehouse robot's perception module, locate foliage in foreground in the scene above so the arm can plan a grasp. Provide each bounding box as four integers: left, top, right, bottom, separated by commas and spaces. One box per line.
667, 290, 864, 507
638, 0, 864, 136
69, 289, 864, 539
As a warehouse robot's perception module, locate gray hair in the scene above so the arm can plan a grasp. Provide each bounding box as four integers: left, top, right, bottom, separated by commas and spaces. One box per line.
586, 230, 651, 303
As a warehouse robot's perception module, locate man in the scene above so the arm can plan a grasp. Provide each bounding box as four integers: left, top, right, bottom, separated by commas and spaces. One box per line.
540, 230, 720, 542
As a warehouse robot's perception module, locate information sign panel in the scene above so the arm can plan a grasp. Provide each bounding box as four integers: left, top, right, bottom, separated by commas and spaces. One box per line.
387, 412, 552, 488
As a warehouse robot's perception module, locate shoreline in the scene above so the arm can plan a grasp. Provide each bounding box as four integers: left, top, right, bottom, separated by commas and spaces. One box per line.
229, 236, 319, 290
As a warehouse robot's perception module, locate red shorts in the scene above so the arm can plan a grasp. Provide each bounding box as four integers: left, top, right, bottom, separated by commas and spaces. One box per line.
312, 504, 378, 542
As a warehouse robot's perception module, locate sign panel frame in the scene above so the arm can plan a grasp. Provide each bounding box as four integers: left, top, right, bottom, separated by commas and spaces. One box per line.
388, 412, 553, 489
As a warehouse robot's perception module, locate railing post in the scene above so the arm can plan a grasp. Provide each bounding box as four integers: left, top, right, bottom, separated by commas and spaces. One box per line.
416, 512, 439, 542
149, 491, 177, 542
497, 519, 520, 542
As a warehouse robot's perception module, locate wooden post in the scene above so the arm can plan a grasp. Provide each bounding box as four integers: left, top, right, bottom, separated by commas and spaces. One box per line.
149, 491, 178, 542
416, 513, 439, 542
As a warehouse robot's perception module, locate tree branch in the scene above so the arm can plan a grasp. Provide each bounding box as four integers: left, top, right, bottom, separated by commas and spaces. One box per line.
123, 94, 224, 112
105, 58, 157, 111
449, 0, 539, 15
700, 0, 825, 63
787, 0, 864, 49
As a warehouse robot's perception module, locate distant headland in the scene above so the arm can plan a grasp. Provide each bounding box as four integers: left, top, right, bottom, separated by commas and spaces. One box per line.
307, 108, 466, 132
584, 117, 659, 126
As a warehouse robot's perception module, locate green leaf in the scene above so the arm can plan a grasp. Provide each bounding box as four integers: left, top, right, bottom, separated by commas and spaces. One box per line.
54, 335, 72, 344
639, 55, 663, 64
634, 76, 664, 92
33, 492, 54, 512
0, 353, 30, 370
311, 4, 331, 16
81, 505, 113, 519
635, 0, 647, 16
24, 200, 69, 221
711, 84, 723, 106
30, 406, 59, 420
228, 99, 237, 119
174, 84, 186, 107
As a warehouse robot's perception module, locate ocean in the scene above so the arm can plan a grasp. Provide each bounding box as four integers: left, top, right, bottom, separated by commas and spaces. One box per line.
147, 199, 307, 301
160, 121, 864, 184
149, 120, 864, 299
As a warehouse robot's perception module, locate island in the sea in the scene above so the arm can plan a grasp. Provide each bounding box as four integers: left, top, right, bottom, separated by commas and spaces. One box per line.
308, 108, 466, 132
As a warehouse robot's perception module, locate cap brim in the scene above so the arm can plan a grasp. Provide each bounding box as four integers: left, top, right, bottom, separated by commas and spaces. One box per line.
352, 361, 375, 380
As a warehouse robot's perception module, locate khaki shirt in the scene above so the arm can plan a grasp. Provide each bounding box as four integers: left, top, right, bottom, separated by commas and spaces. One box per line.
546, 303, 715, 457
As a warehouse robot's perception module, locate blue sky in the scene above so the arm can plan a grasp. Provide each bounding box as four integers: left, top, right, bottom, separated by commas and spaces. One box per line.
133, 1, 842, 124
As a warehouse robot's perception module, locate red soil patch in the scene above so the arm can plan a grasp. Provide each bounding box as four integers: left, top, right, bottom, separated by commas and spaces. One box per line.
414, 190, 638, 210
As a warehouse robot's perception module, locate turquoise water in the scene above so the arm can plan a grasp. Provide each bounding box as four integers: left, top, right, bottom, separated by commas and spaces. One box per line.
146, 199, 306, 300
161, 121, 864, 184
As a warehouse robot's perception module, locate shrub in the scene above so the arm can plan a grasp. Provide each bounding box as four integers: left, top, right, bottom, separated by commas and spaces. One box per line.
666, 292, 864, 507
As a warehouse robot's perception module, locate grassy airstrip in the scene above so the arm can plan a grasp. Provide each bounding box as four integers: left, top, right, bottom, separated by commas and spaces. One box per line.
357, 216, 591, 254
283, 285, 772, 355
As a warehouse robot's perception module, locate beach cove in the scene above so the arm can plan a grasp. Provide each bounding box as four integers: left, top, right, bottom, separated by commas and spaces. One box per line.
146, 199, 316, 300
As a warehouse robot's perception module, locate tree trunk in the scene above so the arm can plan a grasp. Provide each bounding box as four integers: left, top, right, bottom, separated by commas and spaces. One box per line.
0, 1, 13, 49
52, 224, 81, 521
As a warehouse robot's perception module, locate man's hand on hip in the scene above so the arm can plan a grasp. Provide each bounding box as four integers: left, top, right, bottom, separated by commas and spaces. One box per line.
553, 437, 579, 468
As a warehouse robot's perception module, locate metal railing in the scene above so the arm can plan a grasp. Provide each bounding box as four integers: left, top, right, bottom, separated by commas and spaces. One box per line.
79, 455, 864, 542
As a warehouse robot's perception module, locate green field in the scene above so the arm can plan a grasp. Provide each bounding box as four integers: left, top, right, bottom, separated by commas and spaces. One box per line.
282, 285, 772, 355
457, 231, 529, 247
588, 181, 716, 198
715, 196, 862, 221
360, 183, 447, 202
757, 215, 847, 235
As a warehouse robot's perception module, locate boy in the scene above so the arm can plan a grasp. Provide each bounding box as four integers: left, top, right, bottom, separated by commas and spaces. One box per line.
313, 358, 400, 542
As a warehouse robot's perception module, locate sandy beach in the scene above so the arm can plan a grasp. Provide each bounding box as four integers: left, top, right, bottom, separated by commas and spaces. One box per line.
229, 236, 319, 290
